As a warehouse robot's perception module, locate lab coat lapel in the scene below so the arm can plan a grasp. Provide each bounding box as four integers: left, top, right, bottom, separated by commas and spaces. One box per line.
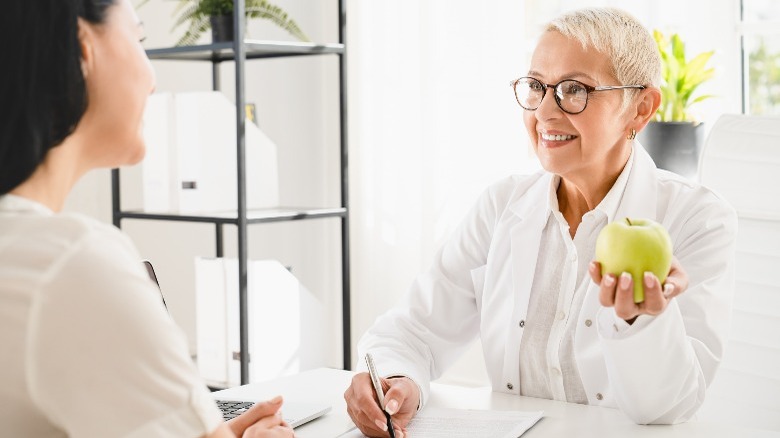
501, 172, 552, 391
613, 143, 659, 222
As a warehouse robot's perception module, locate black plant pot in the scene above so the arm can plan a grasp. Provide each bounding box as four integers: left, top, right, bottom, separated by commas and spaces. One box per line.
637, 121, 704, 179
210, 15, 234, 43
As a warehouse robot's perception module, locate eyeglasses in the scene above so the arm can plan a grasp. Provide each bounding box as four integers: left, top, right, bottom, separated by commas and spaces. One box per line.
510, 77, 646, 114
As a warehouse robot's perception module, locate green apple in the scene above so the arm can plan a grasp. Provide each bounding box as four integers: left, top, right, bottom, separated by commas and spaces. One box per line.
595, 217, 673, 303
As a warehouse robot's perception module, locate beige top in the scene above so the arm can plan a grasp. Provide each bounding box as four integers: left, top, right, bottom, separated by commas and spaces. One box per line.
0, 194, 222, 437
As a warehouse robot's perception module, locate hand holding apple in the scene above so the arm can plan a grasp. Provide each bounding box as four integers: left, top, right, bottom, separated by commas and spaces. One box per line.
595, 217, 673, 303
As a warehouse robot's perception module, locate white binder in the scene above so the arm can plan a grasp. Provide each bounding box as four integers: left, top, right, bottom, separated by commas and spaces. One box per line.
131, 91, 280, 214
195, 257, 328, 387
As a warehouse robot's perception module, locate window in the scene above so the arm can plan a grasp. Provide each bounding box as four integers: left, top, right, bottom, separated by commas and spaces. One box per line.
741, 0, 780, 115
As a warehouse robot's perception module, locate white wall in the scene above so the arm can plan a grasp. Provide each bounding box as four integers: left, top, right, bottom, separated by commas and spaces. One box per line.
64, 0, 344, 376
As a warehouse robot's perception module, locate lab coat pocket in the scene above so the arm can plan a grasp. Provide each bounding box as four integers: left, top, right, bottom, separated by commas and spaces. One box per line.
471, 265, 488, 313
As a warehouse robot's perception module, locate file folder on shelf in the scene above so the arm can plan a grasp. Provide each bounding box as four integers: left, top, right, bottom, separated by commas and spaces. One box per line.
195, 257, 329, 387
124, 91, 280, 214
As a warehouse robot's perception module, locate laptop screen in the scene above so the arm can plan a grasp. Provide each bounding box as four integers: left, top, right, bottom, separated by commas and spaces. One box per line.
142, 260, 167, 309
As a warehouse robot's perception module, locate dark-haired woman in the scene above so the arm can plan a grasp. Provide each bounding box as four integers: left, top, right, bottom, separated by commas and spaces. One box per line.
0, 1, 293, 437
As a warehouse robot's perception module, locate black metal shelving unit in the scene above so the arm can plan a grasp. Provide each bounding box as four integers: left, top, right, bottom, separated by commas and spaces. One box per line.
111, 0, 350, 385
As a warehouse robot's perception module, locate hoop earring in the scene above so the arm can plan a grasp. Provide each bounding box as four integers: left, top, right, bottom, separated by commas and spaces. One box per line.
627, 128, 637, 140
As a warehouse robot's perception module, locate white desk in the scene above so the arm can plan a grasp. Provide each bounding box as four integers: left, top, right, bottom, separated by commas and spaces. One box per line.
214, 368, 780, 438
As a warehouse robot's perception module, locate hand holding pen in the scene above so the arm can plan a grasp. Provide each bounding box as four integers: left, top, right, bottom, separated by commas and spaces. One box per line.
366, 353, 397, 438
343, 354, 421, 438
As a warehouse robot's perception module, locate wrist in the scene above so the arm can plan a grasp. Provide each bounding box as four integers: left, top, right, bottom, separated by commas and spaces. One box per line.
225, 417, 245, 437
386, 375, 421, 411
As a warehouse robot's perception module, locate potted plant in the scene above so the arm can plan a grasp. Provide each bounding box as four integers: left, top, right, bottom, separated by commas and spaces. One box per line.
637, 30, 715, 178
141, 0, 310, 46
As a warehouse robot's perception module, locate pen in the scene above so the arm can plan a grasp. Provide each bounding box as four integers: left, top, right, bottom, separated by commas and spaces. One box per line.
365, 353, 396, 438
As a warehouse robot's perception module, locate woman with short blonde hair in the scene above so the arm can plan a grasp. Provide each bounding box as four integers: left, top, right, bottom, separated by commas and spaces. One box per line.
345, 7, 736, 436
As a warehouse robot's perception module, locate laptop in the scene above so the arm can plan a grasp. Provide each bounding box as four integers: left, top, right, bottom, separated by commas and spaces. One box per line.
141, 260, 332, 428
213, 398, 332, 428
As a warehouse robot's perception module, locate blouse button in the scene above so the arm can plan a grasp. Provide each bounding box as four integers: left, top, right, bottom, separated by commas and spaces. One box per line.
507, 383, 514, 390
596, 393, 604, 401
519, 320, 525, 328
584, 319, 592, 327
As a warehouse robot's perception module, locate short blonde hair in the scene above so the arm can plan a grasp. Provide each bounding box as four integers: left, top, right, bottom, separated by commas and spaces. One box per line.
546, 7, 660, 109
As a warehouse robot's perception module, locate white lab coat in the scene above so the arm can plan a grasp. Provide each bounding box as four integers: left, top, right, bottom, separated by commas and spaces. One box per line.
358, 144, 737, 425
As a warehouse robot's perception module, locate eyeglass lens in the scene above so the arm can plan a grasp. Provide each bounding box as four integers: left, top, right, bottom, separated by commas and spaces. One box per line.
514, 78, 589, 114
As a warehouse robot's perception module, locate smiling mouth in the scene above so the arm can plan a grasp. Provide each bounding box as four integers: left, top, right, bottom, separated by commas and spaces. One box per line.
540, 133, 577, 141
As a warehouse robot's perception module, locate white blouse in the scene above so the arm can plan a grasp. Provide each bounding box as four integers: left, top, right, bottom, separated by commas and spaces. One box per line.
0, 194, 222, 437
519, 149, 632, 404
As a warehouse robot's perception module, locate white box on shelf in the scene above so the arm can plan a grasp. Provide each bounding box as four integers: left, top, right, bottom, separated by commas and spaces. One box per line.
194, 257, 229, 384
128, 91, 280, 214
194, 257, 328, 387
172, 92, 204, 213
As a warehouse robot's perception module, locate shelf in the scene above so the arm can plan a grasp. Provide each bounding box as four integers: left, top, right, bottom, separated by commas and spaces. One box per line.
117, 207, 347, 225
146, 40, 345, 62
116, 1, 351, 380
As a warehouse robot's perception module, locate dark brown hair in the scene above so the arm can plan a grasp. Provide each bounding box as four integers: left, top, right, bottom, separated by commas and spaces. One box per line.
0, 0, 117, 194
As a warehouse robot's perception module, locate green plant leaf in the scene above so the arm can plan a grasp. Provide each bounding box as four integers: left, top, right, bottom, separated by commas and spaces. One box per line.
685, 51, 714, 75
172, 3, 200, 30
177, 14, 211, 46
690, 94, 716, 104
652, 30, 716, 122
671, 34, 686, 66
679, 67, 714, 106
164, 0, 311, 46
246, 4, 311, 42
173, 0, 193, 16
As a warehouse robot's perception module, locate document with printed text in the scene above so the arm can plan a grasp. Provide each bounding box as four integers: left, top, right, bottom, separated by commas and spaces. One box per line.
339, 407, 543, 438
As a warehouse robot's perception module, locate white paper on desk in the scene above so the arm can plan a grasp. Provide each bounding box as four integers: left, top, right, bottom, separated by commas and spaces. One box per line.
340, 407, 543, 438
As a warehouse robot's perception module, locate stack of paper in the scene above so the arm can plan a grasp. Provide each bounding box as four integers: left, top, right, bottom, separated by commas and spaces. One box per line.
340, 408, 543, 438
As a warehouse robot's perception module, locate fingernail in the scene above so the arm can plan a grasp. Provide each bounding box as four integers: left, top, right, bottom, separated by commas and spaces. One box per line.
663, 283, 674, 297
604, 275, 615, 286
397, 430, 405, 438
270, 395, 282, 404
620, 272, 632, 289
644, 272, 654, 288
385, 399, 399, 415
375, 419, 388, 431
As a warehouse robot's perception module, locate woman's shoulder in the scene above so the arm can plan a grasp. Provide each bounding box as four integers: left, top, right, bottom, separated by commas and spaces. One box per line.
655, 169, 736, 214
52, 213, 140, 268
39, 212, 132, 253
57, 212, 127, 239
1, 212, 139, 282
652, 169, 738, 237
